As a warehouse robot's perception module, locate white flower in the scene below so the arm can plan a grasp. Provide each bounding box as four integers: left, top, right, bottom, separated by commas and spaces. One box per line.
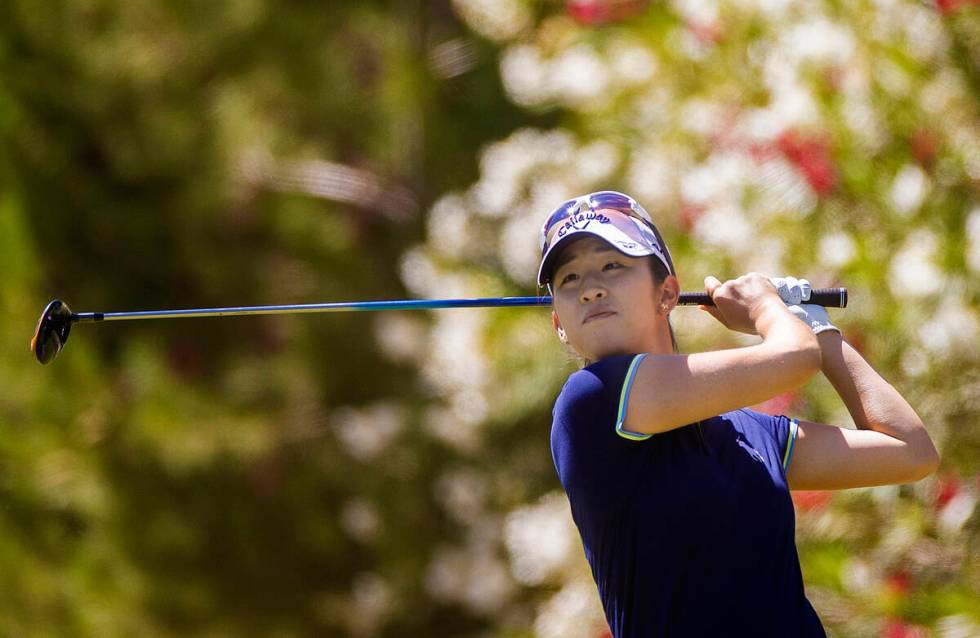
841, 558, 875, 594
627, 144, 678, 212
900, 347, 930, 378
842, 94, 887, 153
427, 193, 472, 259
679, 98, 723, 136
424, 537, 515, 615
680, 152, 750, 206
373, 314, 427, 363
452, 0, 532, 42
499, 210, 541, 285
783, 18, 856, 67
549, 44, 609, 108
435, 468, 487, 525
670, 0, 719, 25
332, 403, 404, 462
917, 298, 978, 356
504, 492, 577, 585
609, 42, 658, 85
500, 44, 548, 108
424, 312, 488, 394
347, 572, 393, 636
888, 230, 943, 298
965, 206, 980, 273
534, 581, 607, 638
753, 157, 818, 218
340, 498, 382, 543
745, 237, 786, 276
422, 405, 482, 454
693, 202, 754, 254
399, 247, 439, 297
574, 140, 618, 184
889, 164, 930, 217
818, 232, 856, 268
769, 82, 820, 129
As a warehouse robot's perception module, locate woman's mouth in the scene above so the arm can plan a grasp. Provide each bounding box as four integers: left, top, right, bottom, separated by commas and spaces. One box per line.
583, 310, 616, 324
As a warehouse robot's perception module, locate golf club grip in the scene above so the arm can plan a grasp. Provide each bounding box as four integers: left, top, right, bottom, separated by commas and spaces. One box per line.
680, 288, 847, 308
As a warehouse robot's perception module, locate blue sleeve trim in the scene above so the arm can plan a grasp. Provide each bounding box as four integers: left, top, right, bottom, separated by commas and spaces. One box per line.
615, 354, 652, 441
782, 418, 799, 472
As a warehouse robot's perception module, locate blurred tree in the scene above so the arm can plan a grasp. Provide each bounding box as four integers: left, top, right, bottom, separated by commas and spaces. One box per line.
0, 0, 548, 636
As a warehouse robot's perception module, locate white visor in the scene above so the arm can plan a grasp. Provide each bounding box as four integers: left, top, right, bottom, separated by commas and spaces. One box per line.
537, 208, 671, 286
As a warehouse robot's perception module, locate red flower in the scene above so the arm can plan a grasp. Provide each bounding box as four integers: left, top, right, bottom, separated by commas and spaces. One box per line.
910, 129, 939, 169
822, 66, 846, 94
566, 0, 650, 25
687, 19, 724, 44
753, 391, 801, 416
792, 491, 832, 512
882, 619, 931, 638
884, 570, 913, 597
934, 474, 961, 509
841, 328, 866, 358
776, 129, 838, 196
678, 201, 707, 233
934, 0, 980, 15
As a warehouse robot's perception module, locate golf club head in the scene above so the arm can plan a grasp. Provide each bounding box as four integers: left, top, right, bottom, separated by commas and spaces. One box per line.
32, 299, 73, 365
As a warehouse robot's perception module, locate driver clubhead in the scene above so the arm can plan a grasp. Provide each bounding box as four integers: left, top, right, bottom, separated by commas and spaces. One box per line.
32, 299, 73, 365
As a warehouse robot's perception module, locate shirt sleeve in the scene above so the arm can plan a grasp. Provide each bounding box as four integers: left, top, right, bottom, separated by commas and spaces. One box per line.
613, 353, 653, 440
739, 409, 800, 474
550, 354, 651, 514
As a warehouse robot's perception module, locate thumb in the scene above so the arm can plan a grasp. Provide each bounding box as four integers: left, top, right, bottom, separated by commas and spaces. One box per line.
704, 275, 721, 296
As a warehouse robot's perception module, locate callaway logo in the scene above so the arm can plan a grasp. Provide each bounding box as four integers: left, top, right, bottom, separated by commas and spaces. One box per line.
556, 212, 611, 239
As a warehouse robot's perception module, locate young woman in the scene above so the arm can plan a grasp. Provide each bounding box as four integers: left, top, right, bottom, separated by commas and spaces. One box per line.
539, 191, 940, 638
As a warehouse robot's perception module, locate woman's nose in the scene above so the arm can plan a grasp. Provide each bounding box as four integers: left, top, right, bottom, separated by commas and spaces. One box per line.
580, 283, 606, 303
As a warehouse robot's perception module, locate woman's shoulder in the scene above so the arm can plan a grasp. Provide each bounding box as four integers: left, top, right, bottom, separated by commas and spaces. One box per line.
579, 352, 642, 379
555, 353, 639, 408
560, 354, 639, 392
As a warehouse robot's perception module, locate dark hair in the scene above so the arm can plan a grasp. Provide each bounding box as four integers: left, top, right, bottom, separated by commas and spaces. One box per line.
648, 257, 680, 355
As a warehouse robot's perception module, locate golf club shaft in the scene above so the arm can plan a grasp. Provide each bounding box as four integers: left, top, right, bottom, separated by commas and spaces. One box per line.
70, 289, 847, 323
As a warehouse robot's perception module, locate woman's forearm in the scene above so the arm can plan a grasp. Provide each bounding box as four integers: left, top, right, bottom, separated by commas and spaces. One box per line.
817, 331, 939, 470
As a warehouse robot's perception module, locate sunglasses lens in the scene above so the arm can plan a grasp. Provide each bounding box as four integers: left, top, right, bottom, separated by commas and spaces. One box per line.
540, 192, 648, 252
540, 200, 580, 247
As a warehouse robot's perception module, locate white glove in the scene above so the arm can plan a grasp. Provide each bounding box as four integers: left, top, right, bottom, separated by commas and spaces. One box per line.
770, 276, 840, 335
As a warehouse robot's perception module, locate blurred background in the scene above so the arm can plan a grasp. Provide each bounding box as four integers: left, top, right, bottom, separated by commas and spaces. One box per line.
1, 0, 978, 636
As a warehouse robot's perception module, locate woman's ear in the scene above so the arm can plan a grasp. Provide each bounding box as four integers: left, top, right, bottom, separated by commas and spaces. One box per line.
552, 310, 568, 344
659, 275, 680, 313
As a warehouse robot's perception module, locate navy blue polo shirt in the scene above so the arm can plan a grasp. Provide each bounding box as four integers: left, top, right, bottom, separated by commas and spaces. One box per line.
550, 354, 826, 638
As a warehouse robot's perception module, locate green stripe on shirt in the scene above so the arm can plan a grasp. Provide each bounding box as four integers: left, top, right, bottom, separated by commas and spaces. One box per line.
616, 353, 652, 441
782, 418, 799, 472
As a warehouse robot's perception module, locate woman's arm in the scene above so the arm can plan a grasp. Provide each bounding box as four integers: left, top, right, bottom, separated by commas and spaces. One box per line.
624, 274, 822, 435
786, 331, 940, 490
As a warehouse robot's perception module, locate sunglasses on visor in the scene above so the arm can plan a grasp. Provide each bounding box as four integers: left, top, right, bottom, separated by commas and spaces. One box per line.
539, 191, 675, 276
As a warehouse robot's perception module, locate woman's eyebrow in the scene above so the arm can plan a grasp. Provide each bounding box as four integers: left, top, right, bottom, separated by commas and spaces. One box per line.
555, 245, 617, 273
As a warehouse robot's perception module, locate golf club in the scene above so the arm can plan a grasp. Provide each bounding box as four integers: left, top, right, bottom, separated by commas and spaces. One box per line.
31, 288, 847, 365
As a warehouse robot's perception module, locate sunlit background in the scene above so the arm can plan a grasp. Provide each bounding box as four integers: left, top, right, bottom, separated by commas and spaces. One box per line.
1, 1, 978, 636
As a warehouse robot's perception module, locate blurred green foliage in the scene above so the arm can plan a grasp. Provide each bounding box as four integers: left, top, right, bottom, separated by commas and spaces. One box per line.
1, 1, 978, 637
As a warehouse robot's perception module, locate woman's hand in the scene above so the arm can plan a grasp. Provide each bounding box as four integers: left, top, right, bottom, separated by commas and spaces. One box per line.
699, 273, 788, 335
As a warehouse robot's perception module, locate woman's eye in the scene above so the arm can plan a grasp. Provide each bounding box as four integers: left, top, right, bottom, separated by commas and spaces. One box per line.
559, 273, 578, 285
603, 262, 623, 270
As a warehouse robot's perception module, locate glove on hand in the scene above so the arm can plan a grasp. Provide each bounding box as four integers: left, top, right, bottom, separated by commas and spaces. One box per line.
770, 276, 840, 335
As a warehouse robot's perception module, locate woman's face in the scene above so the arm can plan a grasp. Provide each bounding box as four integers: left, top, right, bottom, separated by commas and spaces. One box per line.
550, 235, 664, 361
